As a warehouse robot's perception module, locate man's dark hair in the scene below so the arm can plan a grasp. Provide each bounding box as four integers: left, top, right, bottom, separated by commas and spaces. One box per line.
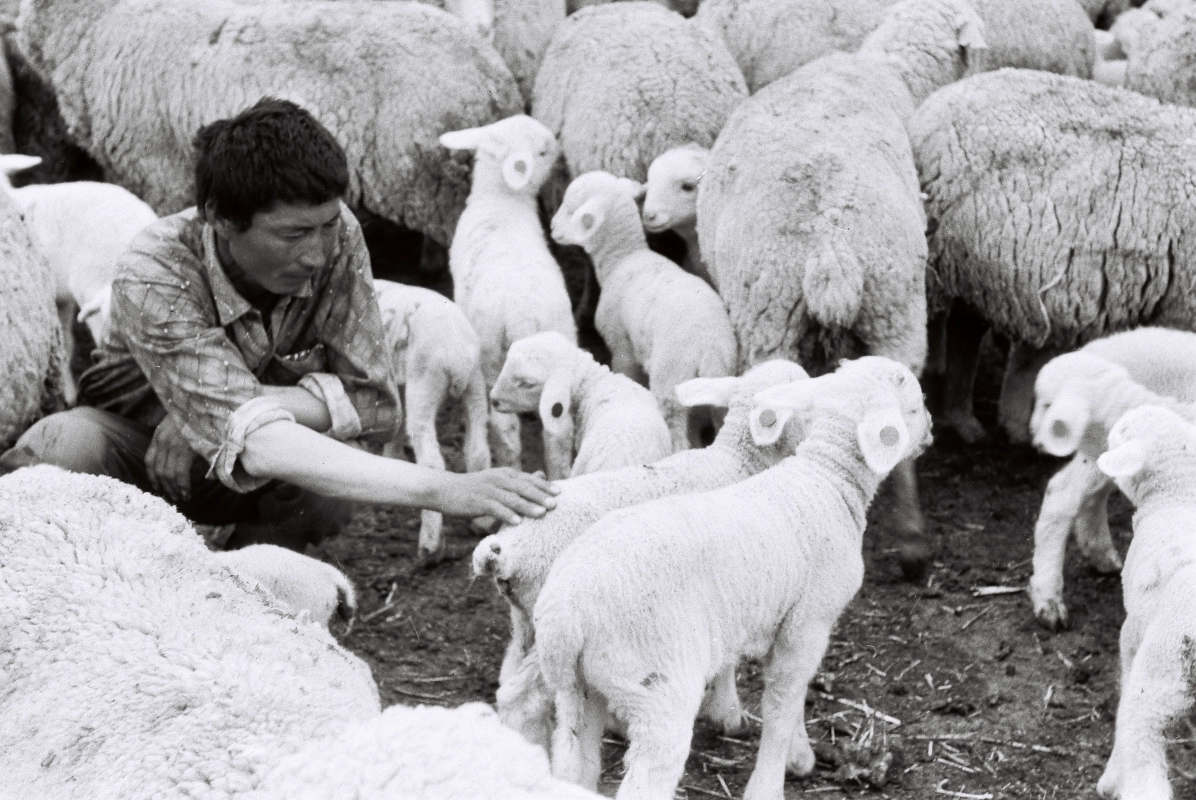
194, 98, 350, 231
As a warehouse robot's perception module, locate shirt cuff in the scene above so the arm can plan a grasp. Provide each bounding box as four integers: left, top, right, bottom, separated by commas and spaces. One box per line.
208, 396, 297, 492
298, 373, 363, 441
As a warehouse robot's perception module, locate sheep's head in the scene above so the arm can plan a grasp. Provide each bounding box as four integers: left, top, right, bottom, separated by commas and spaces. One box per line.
1097, 405, 1196, 503
749, 356, 931, 475
490, 331, 577, 437
550, 170, 644, 248
642, 144, 709, 234
1031, 352, 1131, 458
439, 115, 559, 195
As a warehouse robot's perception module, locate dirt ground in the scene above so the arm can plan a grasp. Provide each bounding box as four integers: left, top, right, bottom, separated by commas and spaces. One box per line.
308, 340, 1196, 800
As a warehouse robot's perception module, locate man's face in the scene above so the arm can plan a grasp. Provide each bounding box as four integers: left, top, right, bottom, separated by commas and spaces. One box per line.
215, 198, 342, 296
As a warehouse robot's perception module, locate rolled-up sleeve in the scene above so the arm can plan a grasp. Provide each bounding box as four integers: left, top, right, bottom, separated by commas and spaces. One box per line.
110, 276, 283, 492
312, 212, 401, 446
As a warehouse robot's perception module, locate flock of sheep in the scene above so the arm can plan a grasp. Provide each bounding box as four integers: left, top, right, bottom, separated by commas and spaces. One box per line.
2, 0, 1196, 797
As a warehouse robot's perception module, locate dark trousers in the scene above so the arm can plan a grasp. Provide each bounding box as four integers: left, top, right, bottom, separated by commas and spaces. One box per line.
0, 407, 353, 551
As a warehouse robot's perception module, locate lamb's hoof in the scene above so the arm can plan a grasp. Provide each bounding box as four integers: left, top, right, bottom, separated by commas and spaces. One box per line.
1032, 597, 1069, 631
1086, 548, 1124, 576
938, 411, 986, 444
712, 708, 745, 736
786, 740, 816, 777
417, 543, 447, 568
895, 535, 933, 583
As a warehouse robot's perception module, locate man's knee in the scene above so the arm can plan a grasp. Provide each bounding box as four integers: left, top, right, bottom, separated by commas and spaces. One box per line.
0, 408, 137, 478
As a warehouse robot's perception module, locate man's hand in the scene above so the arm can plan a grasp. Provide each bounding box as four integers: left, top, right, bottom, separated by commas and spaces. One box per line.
431, 468, 560, 526
145, 414, 195, 505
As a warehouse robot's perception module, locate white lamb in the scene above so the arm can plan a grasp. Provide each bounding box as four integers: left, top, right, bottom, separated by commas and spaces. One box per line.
1026, 327, 1196, 630
473, 359, 809, 748
214, 544, 357, 629
1089, 405, 1196, 800
0, 154, 158, 403
534, 356, 932, 799
640, 144, 713, 286
550, 170, 737, 451
439, 114, 577, 471
490, 330, 672, 480
374, 278, 491, 564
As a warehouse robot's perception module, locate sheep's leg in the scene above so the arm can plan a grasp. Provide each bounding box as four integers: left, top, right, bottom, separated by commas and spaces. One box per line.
406, 370, 451, 566
938, 301, 988, 444
1097, 624, 1187, 800
998, 342, 1060, 444
461, 364, 492, 474
617, 678, 705, 800
1029, 455, 1105, 630
925, 310, 948, 377
551, 685, 606, 791
744, 617, 834, 800
1072, 476, 1123, 575
697, 663, 744, 735
56, 299, 78, 406
496, 644, 554, 750
488, 409, 523, 470
886, 457, 931, 582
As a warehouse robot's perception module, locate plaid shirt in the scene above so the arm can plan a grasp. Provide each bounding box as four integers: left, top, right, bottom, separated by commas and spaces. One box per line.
79, 204, 400, 492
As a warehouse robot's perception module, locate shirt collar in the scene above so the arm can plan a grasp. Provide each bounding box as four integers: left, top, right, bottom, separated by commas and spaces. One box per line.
201, 223, 314, 327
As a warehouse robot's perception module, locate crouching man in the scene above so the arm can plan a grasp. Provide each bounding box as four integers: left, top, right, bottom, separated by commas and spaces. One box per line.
0, 98, 556, 551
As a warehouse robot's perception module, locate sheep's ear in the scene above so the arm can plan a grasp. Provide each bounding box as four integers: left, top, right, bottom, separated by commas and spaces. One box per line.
857, 405, 910, 475
749, 404, 796, 447
501, 150, 534, 191
439, 126, 487, 152
1097, 440, 1146, 479
569, 198, 605, 244
0, 154, 42, 178
675, 376, 740, 408
1038, 393, 1090, 457
538, 367, 573, 439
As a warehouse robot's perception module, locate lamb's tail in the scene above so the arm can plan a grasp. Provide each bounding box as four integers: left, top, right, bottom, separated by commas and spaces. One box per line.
803, 211, 864, 330
472, 533, 508, 579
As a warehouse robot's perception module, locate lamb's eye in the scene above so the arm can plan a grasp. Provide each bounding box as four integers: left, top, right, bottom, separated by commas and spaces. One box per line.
681, 182, 696, 192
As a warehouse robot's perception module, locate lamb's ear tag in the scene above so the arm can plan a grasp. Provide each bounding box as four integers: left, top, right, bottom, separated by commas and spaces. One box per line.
879, 425, 900, 447
568, 199, 604, 244
857, 406, 910, 475
551, 402, 563, 418
758, 409, 777, 428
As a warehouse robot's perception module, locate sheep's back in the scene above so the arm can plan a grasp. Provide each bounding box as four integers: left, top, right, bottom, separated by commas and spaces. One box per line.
532, 1, 747, 195
0, 467, 379, 799
17, 0, 522, 247
699, 57, 925, 369
912, 69, 1196, 349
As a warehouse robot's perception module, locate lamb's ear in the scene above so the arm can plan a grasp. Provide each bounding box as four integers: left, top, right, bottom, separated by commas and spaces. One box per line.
621, 178, 646, 203
568, 198, 605, 244
1097, 440, 1146, 479
0, 154, 42, 179
502, 150, 533, 191
439, 126, 487, 152
538, 367, 573, 439
675, 376, 740, 409
957, 15, 987, 51
1038, 393, 1090, 457
857, 405, 910, 475
749, 404, 796, 447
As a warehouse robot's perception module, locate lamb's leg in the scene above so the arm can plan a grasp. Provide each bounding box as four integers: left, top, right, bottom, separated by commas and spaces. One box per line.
616, 677, 705, 800
1029, 455, 1106, 630
999, 342, 1060, 444
1072, 476, 1123, 575
488, 409, 523, 470
1097, 624, 1187, 800
406, 369, 450, 566
496, 645, 554, 750
744, 617, 834, 800
938, 301, 988, 444
56, 299, 78, 406
461, 363, 492, 474
551, 684, 606, 791
698, 663, 744, 734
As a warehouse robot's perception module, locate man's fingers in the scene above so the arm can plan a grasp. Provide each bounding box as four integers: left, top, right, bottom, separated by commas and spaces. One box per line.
492, 489, 548, 521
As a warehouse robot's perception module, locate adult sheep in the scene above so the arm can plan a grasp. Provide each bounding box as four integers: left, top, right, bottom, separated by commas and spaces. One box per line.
696, 0, 986, 578
0, 465, 600, 800
1098, 0, 1196, 108
0, 187, 65, 451
696, 0, 1095, 94
14, 0, 523, 249
912, 69, 1196, 444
